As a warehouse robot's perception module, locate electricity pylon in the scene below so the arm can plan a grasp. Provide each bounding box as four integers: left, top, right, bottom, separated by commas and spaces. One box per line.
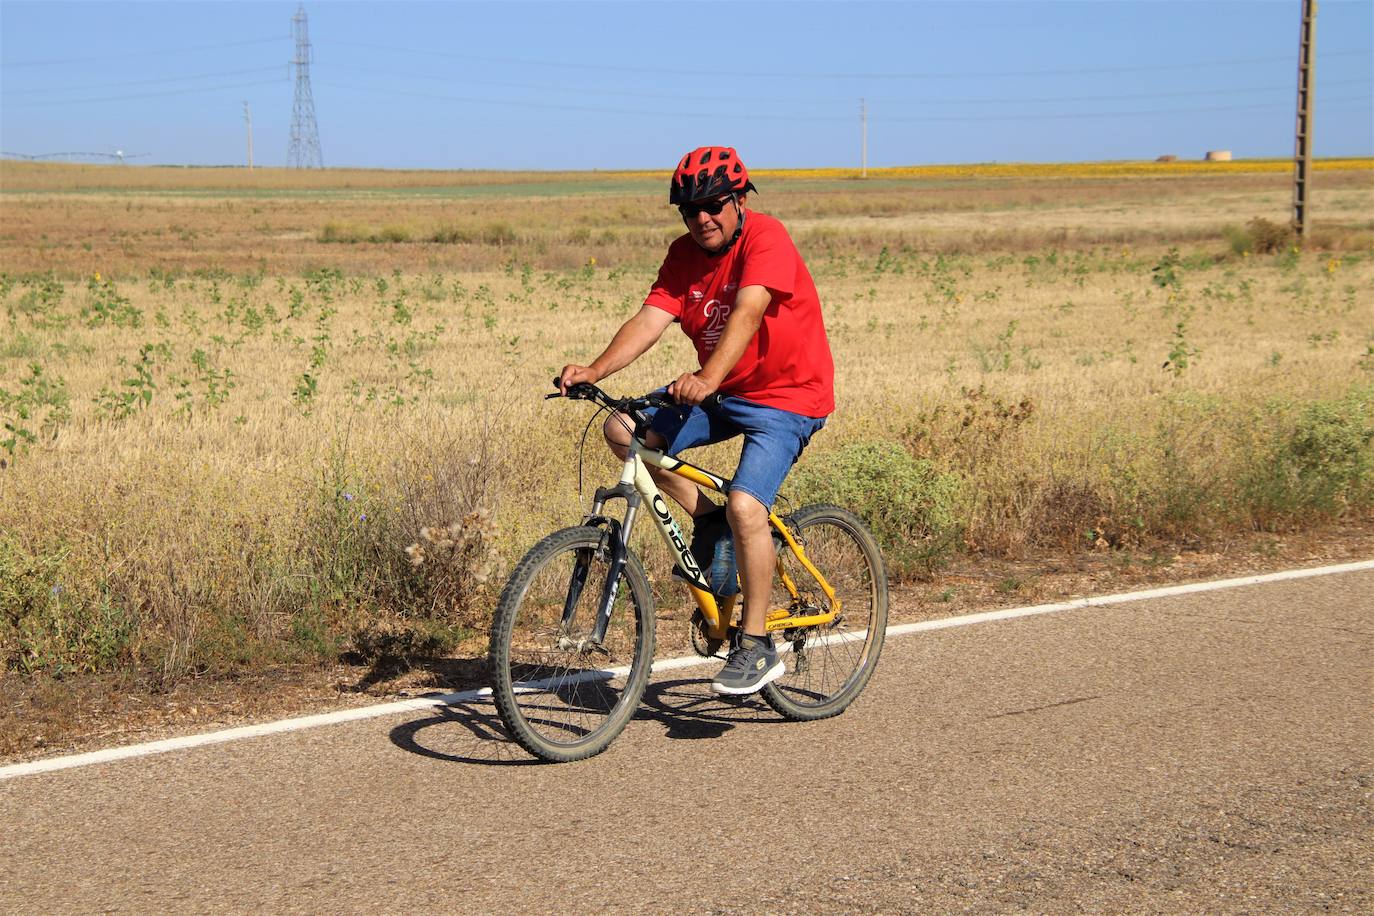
288, 5, 323, 169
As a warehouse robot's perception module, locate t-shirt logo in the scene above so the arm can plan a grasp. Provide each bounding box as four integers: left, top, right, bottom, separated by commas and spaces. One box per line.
702, 298, 732, 351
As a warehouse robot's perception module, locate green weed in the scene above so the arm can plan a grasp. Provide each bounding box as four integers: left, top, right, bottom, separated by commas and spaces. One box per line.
793, 440, 964, 580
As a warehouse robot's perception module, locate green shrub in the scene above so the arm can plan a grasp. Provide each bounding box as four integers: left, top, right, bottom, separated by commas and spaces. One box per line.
792, 440, 963, 579
426, 223, 516, 246
429, 225, 472, 244
318, 222, 365, 243
10, 274, 67, 327
0, 535, 133, 676
481, 223, 517, 246
1242, 386, 1374, 525
371, 225, 412, 244
1223, 224, 1253, 256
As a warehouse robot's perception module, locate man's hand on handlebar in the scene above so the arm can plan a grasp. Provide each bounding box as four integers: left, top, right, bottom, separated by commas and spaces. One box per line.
668, 371, 718, 407
558, 364, 601, 396
547, 375, 714, 414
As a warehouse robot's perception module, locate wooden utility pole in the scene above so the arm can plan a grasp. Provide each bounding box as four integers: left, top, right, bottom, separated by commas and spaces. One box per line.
1293, 0, 1317, 238
860, 98, 868, 178
243, 102, 254, 172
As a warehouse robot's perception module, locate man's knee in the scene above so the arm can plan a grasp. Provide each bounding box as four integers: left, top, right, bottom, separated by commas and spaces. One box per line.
603, 413, 668, 460
603, 413, 632, 458
726, 489, 769, 535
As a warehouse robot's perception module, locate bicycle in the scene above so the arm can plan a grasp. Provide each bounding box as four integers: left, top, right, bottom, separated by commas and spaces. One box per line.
487, 382, 889, 762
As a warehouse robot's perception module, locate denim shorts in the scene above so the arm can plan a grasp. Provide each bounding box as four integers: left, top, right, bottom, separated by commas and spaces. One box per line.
646, 392, 827, 509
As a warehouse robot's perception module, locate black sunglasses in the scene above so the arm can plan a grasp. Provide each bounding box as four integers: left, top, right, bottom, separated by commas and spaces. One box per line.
678, 195, 736, 218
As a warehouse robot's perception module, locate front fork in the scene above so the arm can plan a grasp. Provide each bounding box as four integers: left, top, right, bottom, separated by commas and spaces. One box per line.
561, 483, 641, 646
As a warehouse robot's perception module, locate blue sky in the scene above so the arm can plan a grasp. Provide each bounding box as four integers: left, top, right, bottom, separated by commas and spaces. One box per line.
1, 1, 1370, 169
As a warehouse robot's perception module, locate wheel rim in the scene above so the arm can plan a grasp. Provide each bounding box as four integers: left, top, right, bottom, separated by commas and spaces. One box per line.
770, 514, 881, 708
501, 536, 647, 749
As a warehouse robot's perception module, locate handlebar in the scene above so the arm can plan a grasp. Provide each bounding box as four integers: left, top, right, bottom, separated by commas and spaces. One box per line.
546, 378, 721, 414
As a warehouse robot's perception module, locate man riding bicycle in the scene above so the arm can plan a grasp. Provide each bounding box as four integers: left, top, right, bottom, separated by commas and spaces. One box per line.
559, 146, 835, 696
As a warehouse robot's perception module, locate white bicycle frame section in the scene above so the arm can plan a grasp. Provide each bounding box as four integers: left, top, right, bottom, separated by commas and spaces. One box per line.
612, 437, 725, 595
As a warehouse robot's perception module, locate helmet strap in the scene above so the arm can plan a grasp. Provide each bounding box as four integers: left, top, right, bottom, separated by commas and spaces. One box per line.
705, 195, 746, 259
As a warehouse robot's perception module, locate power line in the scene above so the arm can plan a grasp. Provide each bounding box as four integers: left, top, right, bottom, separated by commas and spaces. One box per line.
875, 96, 1372, 123
4, 78, 289, 108
2, 37, 288, 68
1, 66, 286, 97
315, 62, 1370, 107
312, 82, 853, 121
317, 80, 1370, 124
6, 56, 1362, 111
333, 40, 1373, 81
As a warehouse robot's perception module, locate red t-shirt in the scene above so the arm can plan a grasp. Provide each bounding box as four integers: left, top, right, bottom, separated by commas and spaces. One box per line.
644, 211, 835, 418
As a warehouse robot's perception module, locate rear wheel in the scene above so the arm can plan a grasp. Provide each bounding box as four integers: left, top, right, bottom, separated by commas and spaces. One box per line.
489, 525, 655, 762
761, 504, 888, 721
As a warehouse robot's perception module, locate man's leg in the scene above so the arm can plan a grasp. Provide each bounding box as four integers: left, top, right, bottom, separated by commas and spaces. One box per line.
711, 488, 785, 696
726, 489, 774, 637
709, 401, 825, 696
602, 412, 714, 517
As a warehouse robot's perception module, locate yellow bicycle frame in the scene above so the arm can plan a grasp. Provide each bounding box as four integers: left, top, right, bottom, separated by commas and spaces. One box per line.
621, 437, 841, 641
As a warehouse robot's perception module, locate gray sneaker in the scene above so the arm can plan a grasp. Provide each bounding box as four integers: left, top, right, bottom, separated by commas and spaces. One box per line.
711, 633, 785, 696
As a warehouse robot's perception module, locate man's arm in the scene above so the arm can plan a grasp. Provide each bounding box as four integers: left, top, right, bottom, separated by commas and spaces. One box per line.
559, 305, 676, 393
669, 284, 772, 405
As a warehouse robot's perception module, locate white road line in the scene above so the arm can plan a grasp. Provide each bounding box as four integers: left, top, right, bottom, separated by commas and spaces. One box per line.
3, 558, 1371, 781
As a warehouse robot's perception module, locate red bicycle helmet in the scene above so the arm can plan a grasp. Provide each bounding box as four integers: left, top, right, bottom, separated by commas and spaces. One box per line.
669, 146, 757, 204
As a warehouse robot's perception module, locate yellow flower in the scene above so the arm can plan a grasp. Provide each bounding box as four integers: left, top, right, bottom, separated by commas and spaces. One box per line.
588, 257, 597, 266
94, 272, 101, 282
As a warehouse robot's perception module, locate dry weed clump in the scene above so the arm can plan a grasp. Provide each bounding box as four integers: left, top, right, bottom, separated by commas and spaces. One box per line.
406, 512, 498, 596
388, 411, 509, 607
1225, 217, 1296, 255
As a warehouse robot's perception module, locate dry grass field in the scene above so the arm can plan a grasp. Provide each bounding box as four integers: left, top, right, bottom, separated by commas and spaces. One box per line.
1, 158, 1371, 687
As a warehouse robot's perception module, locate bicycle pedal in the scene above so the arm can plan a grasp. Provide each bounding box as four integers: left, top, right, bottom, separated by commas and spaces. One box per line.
688, 611, 731, 658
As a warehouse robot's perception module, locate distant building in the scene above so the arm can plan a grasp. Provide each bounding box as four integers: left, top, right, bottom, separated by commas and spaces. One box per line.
1204, 150, 1233, 162
1156, 155, 1178, 162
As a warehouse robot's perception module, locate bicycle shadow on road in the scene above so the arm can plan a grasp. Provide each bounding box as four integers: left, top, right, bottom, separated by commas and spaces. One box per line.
388, 676, 787, 766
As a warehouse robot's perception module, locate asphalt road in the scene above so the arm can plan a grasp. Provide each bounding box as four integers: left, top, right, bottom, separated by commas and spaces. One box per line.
3, 570, 1371, 913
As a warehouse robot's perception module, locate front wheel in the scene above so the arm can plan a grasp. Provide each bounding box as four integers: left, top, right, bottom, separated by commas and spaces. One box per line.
762, 504, 888, 721
488, 525, 655, 762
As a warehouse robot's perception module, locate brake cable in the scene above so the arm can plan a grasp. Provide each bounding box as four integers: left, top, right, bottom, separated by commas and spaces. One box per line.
576, 403, 610, 504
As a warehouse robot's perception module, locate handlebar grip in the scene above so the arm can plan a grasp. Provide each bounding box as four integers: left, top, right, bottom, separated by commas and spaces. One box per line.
702, 393, 724, 411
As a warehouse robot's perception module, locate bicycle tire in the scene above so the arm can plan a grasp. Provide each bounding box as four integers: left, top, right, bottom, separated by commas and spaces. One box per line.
488, 525, 655, 762
761, 504, 888, 721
